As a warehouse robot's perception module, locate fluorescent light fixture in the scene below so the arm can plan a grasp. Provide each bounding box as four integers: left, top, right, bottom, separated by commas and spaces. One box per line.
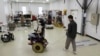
46, 0, 49, 2
38, 7, 43, 15
30, 0, 34, 2
22, 6, 27, 14
16, 0, 19, 2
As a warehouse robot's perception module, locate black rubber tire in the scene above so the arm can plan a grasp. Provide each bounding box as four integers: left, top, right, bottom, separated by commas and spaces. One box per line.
1, 35, 10, 42
1, 35, 3, 41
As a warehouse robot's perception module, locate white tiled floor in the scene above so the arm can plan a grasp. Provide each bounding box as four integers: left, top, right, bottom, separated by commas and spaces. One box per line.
0, 26, 100, 56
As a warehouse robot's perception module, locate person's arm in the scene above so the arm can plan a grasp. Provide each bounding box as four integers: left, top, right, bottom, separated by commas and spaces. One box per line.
38, 25, 42, 33
68, 24, 72, 34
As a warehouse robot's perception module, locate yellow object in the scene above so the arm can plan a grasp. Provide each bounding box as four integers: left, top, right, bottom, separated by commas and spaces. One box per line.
32, 42, 44, 53
53, 22, 63, 28
63, 9, 67, 15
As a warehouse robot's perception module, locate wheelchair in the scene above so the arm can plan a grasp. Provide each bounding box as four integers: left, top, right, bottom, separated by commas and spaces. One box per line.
1, 32, 14, 43
28, 33, 48, 53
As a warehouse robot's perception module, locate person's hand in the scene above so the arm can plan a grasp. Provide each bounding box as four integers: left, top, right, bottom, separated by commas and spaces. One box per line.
65, 29, 68, 31
37, 30, 41, 33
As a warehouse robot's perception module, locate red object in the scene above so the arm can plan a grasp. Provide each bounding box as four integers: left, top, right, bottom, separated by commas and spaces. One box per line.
32, 15, 37, 21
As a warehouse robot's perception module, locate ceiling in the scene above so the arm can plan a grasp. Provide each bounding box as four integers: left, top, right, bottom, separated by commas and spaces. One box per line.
10, 0, 58, 3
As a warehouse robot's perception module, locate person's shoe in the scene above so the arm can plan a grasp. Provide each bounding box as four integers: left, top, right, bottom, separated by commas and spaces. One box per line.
73, 51, 77, 55
65, 47, 68, 50
63, 48, 68, 51
28, 42, 33, 45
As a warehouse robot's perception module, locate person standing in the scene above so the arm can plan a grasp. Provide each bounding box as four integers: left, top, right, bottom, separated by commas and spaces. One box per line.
65, 15, 77, 54
39, 18, 46, 38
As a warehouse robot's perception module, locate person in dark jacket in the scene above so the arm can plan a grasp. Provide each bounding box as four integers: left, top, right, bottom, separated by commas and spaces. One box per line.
65, 15, 77, 54
39, 18, 46, 37
47, 14, 52, 24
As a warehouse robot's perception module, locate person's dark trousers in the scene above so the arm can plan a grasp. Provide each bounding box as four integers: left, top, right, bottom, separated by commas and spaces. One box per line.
40, 27, 45, 38
65, 37, 76, 52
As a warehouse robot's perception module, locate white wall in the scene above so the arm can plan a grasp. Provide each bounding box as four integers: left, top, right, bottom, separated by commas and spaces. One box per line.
0, 0, 9, 25
50, 0, 64, 10
12, 2, 49, 15
66, 0, 100, 40
50, 0, 100, 40
0, 0, 11, 31
86, 0, 100, 40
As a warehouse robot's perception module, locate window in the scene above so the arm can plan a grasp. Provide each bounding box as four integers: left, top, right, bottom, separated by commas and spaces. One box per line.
22, 6, 27, 14
38, 7, 43, 15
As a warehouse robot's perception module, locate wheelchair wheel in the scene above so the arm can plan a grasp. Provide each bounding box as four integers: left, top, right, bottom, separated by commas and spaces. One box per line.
1, 35, 10, 42
32, 42, 44, 53
43, 39, 48, 48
